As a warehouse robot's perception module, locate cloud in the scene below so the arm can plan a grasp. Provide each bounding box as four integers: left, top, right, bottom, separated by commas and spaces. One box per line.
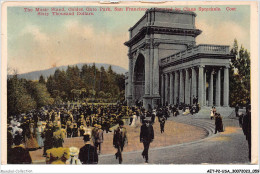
8, 15, 250, 74
8, 20, 129, 74
21, 25, 49, 43
195, 20, 249, 50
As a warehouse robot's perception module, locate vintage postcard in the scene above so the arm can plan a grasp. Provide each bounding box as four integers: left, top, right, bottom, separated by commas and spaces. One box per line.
1, 1, 259, 173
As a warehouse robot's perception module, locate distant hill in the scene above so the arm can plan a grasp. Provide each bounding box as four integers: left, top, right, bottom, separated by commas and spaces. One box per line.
10, 63, 128, 81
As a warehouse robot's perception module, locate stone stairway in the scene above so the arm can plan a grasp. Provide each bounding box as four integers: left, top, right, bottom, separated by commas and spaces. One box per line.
169, 115, 216, 137
192, 106, 234, 118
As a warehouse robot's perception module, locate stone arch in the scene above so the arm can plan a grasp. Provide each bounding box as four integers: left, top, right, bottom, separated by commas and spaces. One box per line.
133, 53, 145, 103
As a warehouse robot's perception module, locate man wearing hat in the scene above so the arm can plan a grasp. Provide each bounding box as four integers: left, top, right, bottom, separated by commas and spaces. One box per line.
242, 104, 251, 161
79, 134, 98, 164
113, 120, 128, 164
94, 124, 104, 154
158, 115, 166, 133
140, 117, 154, 163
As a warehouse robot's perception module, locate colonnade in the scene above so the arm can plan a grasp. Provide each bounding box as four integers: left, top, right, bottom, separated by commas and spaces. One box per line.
161, 65, 229, 107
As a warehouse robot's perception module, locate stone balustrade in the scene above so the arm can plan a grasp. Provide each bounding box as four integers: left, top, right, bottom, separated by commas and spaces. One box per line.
161, 44, 230, 66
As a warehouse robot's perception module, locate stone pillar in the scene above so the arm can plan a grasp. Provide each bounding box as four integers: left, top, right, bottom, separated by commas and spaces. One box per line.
179, 70, 184, 103
165, 73, 169, 105
189, 77, 192, 105
185, 69, 190, 104
144, 46, 150, 95
149, 44, 154, 98
215, 69, 221, 106
125, 78, 128, 100
152, 43, 160, 108
143, 44, 151, 110
169, 72, 174, 105
191, 67, 197, 101
161, 74, 164, 105
223, 66, 229, 107
174, 71, 179, 104
209, 70, 214, 106
198, 66, 204, 106
204, 69, 207, 106
153, 43, 160, 95
127, 57, 133, 105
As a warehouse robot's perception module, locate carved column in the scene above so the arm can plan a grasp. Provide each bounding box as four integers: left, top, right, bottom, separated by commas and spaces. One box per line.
174, 71, 179, 104
198, 66, 204, 106
185, 69, 190, 104
223, 66, 229, 107
161, 74, 164, 105
169, 72, 174, 105
127, 55, 133, 105
191, 67, 197, 100
149, 43, 154, 98
215, 69, 221, 106
165, 73, 169, 105
144, 44, 150, 95
153, 43, 160, 96
204, 69, 207, 106
209, 70, 214, 106
179, 70, 184, 103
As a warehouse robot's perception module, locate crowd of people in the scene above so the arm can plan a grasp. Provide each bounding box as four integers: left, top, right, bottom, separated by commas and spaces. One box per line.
7, 102, 171, 164
7, 99, 251, 164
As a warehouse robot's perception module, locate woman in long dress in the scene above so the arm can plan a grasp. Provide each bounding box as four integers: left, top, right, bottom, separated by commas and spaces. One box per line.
25, 122, 39, 150
36, 122, 44, 148
130, 112, 137, 127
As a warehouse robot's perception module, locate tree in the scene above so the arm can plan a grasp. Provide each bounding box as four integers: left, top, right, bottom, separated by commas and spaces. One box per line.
28, 81, 54, 108
229, 39, 250, 106
39, 75, 45, 84
7, 76, 36, 116
44, 63, 125, 104
46, 75, 56, 96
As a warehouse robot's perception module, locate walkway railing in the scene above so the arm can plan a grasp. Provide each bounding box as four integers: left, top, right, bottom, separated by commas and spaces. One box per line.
161, 44, 230, 66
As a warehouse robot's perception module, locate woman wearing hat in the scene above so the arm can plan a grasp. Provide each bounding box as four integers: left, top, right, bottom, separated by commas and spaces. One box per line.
25, 122, 39, 150
130, 112, 137, 127
46, 147, 70, 164
66, 147, 82, 165
214, 113, 224, 134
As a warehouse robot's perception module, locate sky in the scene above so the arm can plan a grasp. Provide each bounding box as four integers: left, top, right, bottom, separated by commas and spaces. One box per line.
7, 5, 250, 74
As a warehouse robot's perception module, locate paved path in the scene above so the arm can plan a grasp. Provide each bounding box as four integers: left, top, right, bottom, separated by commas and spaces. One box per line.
98, 115, 250, 164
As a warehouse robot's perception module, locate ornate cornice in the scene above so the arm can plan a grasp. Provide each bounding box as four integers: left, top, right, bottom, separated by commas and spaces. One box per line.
125, 26, 202, 47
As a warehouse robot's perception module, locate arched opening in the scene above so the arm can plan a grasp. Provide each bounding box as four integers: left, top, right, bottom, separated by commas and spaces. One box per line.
133, 54, 145, 103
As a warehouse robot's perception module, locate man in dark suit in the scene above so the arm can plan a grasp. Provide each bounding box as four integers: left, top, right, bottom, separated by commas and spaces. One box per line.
79, 134, 98, 164
113, 120, 127, 164
140, 118, 154, 163
159, 115, 166, 133
242, 104, 251, 161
